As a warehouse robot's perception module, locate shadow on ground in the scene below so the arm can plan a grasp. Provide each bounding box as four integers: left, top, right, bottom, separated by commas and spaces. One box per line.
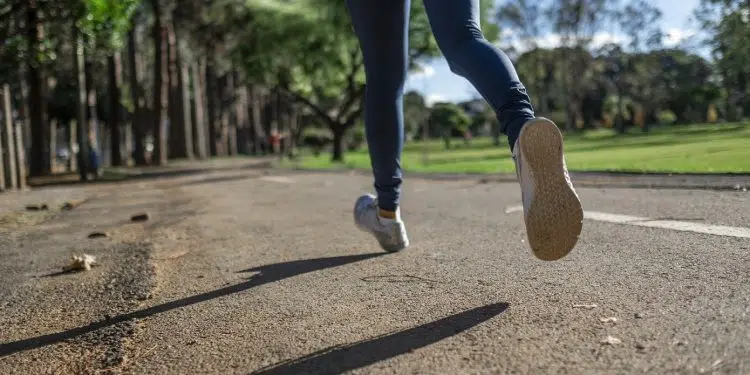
0, 252, 383, 358
249, 302, 510, 375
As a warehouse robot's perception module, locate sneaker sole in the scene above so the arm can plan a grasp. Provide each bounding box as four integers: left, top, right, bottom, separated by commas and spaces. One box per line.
518, 118, 584, 261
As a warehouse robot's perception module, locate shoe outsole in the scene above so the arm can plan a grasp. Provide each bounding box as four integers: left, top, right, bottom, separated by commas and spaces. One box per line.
518, 118, 584, 261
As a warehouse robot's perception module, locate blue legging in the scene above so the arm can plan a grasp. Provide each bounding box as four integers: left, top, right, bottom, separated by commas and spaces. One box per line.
346, 0, 535, 211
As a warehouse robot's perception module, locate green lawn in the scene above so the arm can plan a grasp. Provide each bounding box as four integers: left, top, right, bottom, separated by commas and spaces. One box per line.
288, 123, 750, 174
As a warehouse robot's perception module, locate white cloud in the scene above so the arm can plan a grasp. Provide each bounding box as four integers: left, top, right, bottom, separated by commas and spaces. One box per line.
425, 93, 446, 106
504, 31, 627, 54
590, 32, 627, 48
408, 63, 436, 80
502, 28, 698, 53
663, 28, 697, 47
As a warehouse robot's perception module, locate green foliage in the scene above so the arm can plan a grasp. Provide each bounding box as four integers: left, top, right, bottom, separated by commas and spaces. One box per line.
657, 110, 677, 125
78, 0, 141, 52
347, 124, 366, 151
428, 102, 471, 148
404, 90, 429, 138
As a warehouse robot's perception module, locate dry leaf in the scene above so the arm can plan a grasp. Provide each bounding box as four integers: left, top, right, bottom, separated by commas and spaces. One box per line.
63, 254, 97, 272
601, 336, 622, 345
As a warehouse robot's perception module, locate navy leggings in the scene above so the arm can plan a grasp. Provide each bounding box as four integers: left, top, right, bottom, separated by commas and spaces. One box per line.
346, 0, 535, 211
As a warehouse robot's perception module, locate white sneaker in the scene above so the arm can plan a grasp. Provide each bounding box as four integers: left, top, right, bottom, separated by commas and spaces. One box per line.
513, 118, 583, 261
353, 194, 409, 252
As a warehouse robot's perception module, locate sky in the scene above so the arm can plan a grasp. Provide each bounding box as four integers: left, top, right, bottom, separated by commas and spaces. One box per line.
405, 0, 702, 105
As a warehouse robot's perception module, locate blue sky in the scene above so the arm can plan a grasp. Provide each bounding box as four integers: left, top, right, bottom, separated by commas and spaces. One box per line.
405, 0, 701, 104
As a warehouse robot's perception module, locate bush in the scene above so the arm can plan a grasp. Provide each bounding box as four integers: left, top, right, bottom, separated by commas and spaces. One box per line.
545, 111, 568, 130
301, 128, 332, 156
657, 110, 677, 125
347, 126, 365, 151
707, 104, 718, 123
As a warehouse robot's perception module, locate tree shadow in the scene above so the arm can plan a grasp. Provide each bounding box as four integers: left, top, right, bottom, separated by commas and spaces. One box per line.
0, 252, 384, 358
249, 302, 510, 375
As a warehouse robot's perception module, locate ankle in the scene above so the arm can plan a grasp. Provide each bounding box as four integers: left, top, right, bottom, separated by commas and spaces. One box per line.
378, 208, 397, 219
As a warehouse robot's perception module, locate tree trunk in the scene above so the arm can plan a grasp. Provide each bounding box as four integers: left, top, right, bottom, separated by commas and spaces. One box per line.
227, 71, 238, 156
17, 67, 30, 168
560, 49, 575, 132
49, 119, 57, 172
14, 122, 27, 189
108, 53, 124, 166
276, 89, 292, 158
84, 58, 100, 174
0, 101, 6, 190
216, 73, 232, 156
2, 84, 18, 189
27, 1, 50, 177
167, 19, 188, 159
191, 60, 207, 159
151, 0, 168, 165
217, 74, 229, 156
615, 83, 626, 134
331, 126, 345, 162
68, 119, 77, 171
180, 59, 194, 159
205, 59, 217, 156
73, 24, 89, 180
235, 84, 250, 154
286, 103, 297, 158
127, 25, 147, 166
250, 85, 266, 154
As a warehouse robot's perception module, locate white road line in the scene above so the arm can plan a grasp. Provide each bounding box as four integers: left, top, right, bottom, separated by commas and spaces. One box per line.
504, 205, 750, 239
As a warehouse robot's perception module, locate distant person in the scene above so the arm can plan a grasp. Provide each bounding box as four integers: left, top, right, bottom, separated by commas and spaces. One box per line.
348, 0, 583, 260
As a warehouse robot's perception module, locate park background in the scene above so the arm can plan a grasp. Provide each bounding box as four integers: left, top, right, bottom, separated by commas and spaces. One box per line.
0, 0, 748, 190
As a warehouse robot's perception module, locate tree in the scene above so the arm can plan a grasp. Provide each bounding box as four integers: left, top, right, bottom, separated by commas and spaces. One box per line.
695, 0, 750, 120
150, 0, 168, 165
403, 90, 429, 140
618, 0, 663, 52
73, 0, 140, 173
547, 0, 619, 131
25, 0, 50, 177
428, 102, 470, 149
236, 0, 499, 162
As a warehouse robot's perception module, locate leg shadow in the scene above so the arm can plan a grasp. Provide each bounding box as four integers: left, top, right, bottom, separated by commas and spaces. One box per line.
250, 302, 510, 375
0, 252, 384, 357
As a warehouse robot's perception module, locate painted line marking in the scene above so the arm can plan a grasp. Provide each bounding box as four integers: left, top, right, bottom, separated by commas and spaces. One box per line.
504, 205, 750, 238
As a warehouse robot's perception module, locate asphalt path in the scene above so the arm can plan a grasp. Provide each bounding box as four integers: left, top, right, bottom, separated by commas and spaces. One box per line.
0, 169, 748, 374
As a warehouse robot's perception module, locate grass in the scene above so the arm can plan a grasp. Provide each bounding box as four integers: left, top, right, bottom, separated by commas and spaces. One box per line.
286, 122, 750, 174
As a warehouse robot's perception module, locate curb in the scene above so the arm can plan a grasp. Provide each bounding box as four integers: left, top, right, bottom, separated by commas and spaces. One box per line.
281, 166, 750, 192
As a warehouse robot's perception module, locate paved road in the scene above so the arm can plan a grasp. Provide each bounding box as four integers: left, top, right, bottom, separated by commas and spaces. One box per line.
0, 169, 748, 374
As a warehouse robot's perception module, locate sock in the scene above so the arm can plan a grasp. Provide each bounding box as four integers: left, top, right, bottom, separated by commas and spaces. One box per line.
378, 208, 396, 219
378, 208, 399, 223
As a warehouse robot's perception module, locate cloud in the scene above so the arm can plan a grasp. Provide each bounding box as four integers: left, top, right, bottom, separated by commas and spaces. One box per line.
663, 28, 697, 47
408, 63, 436, 80
503, 31, 627, 53
425, 93, 446, 106
502, 28, 698, 53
